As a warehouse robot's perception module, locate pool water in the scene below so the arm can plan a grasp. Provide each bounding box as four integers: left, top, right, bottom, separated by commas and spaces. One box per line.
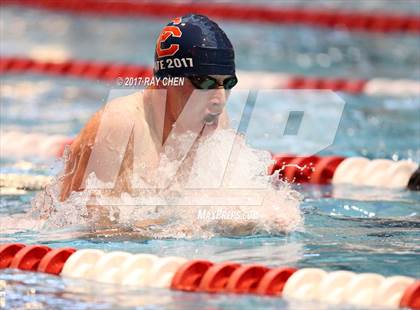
1, 2, 419, 309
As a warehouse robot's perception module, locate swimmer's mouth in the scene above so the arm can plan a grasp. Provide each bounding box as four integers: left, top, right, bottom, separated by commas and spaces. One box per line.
203, 112, 221, 125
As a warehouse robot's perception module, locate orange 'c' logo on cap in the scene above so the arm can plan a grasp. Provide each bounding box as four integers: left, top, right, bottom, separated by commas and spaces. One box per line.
156, 26, 182, 58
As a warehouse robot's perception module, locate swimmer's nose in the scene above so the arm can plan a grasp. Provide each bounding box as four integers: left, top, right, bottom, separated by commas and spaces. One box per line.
209, 101, 225, 114
209, 87, 227, 108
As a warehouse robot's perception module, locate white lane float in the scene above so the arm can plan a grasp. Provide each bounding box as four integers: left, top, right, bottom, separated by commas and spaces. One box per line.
91, 251, 133, 284
146, 257, 188, 288
315, 270, 356, 304
119, 254, 159, 286
60, 249, 104, 279
332, 157, 370, 185
282, 268, 327, 300
342, 273, 385, 306
372, 276, 416, 308
332, 157, 417, 189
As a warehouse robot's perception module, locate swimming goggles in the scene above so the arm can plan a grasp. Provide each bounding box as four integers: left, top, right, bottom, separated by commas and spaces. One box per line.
188, 75, 238, 90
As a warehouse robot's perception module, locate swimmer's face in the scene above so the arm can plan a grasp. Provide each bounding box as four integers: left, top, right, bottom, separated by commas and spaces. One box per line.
166, 75, 234, 131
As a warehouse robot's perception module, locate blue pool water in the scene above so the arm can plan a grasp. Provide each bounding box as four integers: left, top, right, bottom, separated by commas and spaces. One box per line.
1, 2, 420, 309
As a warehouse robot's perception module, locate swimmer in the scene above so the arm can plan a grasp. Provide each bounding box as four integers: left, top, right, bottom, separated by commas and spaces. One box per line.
58, 14, 239, 228
54, 14, 301, 235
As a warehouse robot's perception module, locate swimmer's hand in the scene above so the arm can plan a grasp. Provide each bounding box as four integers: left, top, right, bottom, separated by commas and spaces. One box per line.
133, 218, 167, 228
83, 205, 120, 230
82, 227, 149, 241
82, 218, 172, 240
202, 219, 259, 236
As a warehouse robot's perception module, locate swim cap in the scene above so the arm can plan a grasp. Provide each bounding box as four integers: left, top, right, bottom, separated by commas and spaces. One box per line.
154, 14, 235, 78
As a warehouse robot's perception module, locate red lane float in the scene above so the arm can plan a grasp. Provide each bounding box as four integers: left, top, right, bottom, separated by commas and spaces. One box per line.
400, 281, 420, 310
309, 156, 345, 185
225, 264, 270, 294
37, 248, 76, 275
282, 156, 320, 183
170, 259, 213, 292
1, 243, 419, 309
9, 245, 51, 271
256, 267, 297, 296
2, 0, 419, 34
270, 154, 345, 185
0, 243, 25, 268
1, 56, 419, 97
198, 262, 241, 293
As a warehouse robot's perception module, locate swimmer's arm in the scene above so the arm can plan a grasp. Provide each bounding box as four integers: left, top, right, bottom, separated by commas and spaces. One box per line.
60, 110, 103, 201
59, 116, 115, 229
60, 96, 138, 201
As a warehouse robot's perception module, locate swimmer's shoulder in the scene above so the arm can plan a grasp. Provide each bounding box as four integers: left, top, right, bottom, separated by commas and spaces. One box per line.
102, 91, 145, 121
73, 91, 145, 148
97, 91, 146, 131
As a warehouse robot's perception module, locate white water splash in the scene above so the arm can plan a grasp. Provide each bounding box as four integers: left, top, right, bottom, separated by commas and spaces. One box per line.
29, 129, 302, 238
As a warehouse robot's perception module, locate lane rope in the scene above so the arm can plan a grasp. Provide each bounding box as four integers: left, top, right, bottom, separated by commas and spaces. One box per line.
1, 244, 419, 309
1, 56, 419, 97
0, 131, 418, 191
2, 0, 419, 34
0, 131, 71, 159
0, 173, 52, 192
